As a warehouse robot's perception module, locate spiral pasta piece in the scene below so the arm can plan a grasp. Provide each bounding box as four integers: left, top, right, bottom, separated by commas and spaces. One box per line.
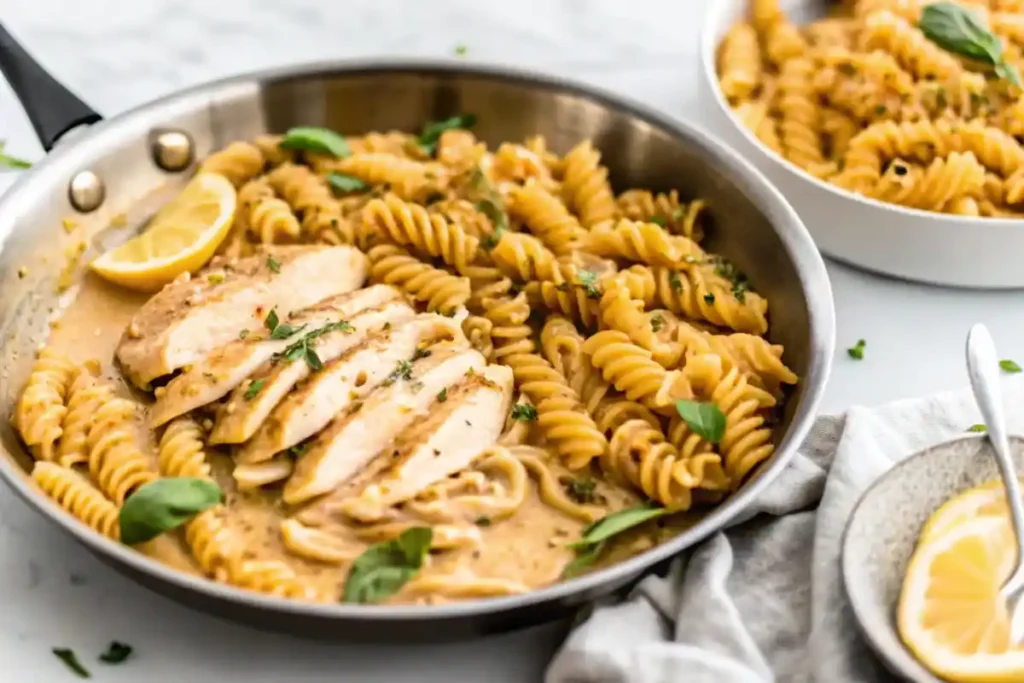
57, 371, 115, 468
708, 367, 778, 486
667, 417, 730, 492
753, 0, 808, 66
280, 518, 355, 564
362, 193, 481, 274
606, 420, 695, 510
778, 57, 828, 173
328, 154, 442, 201
491, 143, 560, 192
32, 462, 120, 540
248, 196, 301, 244
15, 350, 78, 461
582, 330, 692, 411
870, 153, 987, 211
599, 275, 676, 366
267, 162, 351, 244
481, 292, 537, 360
859, 10, 963, 81
252, 134, 295, 168
158, 417, 212, 480
199, 142, 265, 188
86, 398, 157, 504
587, 219, 705, 268
561, 140, 618, 228
367, 243, 470, 314
718, 22, 763, 103
615, 190, 705, 242
509, 181, 587, 254
462, 315, 495, 361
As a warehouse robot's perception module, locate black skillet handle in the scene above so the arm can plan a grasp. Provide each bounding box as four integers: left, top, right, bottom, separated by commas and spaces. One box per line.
0, 22, 101, 151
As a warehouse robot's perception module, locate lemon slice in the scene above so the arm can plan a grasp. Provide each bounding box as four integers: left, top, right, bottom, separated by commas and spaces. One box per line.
91, 173, 236, 291
920, 481, 1011, 545
898, 514, 1024, 682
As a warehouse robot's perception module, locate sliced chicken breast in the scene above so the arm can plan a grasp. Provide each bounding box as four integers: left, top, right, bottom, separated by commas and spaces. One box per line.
149, 285, 404, 427
207, 299, 417, 445
349, 364, 513, 511
283, 346, 486, 505
117, 245, 367, 387
238, 314, 468, 464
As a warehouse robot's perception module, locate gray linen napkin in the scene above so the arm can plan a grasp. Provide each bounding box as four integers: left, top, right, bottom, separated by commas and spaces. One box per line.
546, 377, 1024, 683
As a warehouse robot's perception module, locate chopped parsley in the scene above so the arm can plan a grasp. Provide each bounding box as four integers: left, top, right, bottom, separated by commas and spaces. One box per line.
264, 308, 280, 332
475, 516, 491, 526
1000, 359, 1022, 374
269, 321, 307, 340
288, 443, 310, 458
649, 215, 666, 227
703, 292, 715, 304
384, 360, 414, 385
274, 320, 354, 369
266, 255, 281, 274
650, 313, 664, 333
99, 641, 133, 664
511, 403, 538, 421
848, 339, 866, 360
966, 423, 987, 432
713, 258, 751, 302
412, 347, 433, 361
668, 271, 683, 293
454, 44, 468, 57
52, 648, 91, 678
238, 329, 250, 340
575, 269, 602, 299
244, 379, 265, 401
437, 388, 448, 403
562, 476, 598, 504
469, 166, 510, 233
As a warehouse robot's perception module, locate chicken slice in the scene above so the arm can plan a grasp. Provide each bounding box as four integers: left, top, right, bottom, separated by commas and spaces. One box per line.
346, 364, 514, 511
282, 346, 486, 505
207, 299, 417, 445
149, 284, 404, 427
238, 314, 468, 464
117, 245, 367, 387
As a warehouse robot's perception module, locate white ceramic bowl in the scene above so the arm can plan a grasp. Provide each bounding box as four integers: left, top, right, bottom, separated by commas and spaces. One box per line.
700, 0, 1024, 289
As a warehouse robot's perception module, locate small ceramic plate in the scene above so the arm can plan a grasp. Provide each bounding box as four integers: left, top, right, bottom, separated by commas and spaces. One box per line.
841, 434, 1024, 682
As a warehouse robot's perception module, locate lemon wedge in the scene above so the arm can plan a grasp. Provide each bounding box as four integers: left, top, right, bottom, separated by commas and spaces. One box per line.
898, 514, 1024, 682
91, 173, 236, 292
919, 481, 1010, 545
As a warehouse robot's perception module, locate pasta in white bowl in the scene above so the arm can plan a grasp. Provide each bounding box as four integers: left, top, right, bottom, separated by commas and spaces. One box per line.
701, 0, 1024, 288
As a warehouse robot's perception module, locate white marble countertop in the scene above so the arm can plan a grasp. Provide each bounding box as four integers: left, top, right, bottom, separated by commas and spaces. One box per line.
2, 0, 1024, 681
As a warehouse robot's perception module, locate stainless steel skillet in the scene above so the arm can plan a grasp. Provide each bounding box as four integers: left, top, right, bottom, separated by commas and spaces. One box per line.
0, 23, 835, 641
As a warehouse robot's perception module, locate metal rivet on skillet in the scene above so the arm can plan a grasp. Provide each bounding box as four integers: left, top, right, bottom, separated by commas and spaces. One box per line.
68, 170, 105, 213
152, 130, 194, 172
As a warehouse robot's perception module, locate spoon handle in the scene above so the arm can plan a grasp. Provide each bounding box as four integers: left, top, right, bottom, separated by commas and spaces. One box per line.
966, 324, 1024, 595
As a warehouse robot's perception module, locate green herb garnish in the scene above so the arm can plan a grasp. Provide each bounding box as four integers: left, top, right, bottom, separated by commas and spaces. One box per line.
270, 322, 307, 340
919, 2, 1021, 85
564, 502, 671, 574
480, 226, 506, 250
288, 443, 310, 458
674, 400, 726, 443
275, 320, 354, 368
53, 648, 91, 678
669, 271, 683, 293
1000, 359, 1022, 374
967, 423, 987, 432
118, 478, 223, 545
238, 329, 250, 340
266, 255, 281, 274
327, 172, 369, 193
713, 258, 750, 302
475, 516, 491, 526
437, 388, 448, 403
280, 126, 352, 158
650, 313, 664, 333
454, 44, 468, 57
385, 360, 414, 385
0, 141, 31, 170
476, 199, 509, 234
576, 269, 602, 299
341, 527, 432, 603
207, 273, 225, 284
417, 114, 477, 156
264, 309, 280, 333
703, 292, 715, 304
99, 642, 133, 664
562, 476, 598, 504
511, 403, 538, 421
649, 215, 667, 227
848, 339, 866, 360
244, 379, 265, 401
562, 542, 605, 577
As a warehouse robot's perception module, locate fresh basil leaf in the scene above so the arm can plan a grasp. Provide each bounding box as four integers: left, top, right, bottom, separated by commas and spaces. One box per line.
53, 648, 91, 678
569, 503, 669, 549
674, 400, 726, 443
305, 348, 323, 371
562, 541, 605, 578
437, 388, 448, 402
270, 322, 306, 340
996, 61, 1023, 87
417, 114, 477, 155
1000, 359, 1022, 374
119, 478, 223, 545
576, 269, 602, 299
99, 642, 132, 664
244, 379, 265, 401
279, 126, 351, 158
919, 3, 1020, 84
327, 172, 368, 193
264, 308, 280, 333
342, 527, 433, 603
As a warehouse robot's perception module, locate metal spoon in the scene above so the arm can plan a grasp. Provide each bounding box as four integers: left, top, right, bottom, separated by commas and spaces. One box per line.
965, 323, 1024, 643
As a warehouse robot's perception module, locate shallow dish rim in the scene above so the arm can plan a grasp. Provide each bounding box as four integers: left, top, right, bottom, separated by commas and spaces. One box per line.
0, 58, 835, 621
698, 1, 1022, 229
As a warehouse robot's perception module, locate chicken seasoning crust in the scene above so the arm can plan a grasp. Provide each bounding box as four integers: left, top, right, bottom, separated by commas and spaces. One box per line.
14, 120, 799, 605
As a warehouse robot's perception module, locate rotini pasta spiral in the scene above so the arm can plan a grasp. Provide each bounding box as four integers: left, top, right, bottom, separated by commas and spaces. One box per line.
561, 140, 618, 228
615, 190, 706, 242
581, 330, 692, 411
859, 10, 963, 81
14, 349, 77, 461
267, 163, 352, 244
32, 462, 120, 540
362, 193, 481, 274
778, 57, 829, 173
86, 398, 157, 504
199, 141, 264, 188
248, 195, 302, 244
587, 219, 705, 268
509, 181, 587, 254
718, 22, 763, 103
870, 153, 987, 211
328, 154, 443, 201
57, 371, 115, 468
367, 243, 470, 314
606, 420, 695, 510
158, 417, 212, 480
707, 367, 778, 486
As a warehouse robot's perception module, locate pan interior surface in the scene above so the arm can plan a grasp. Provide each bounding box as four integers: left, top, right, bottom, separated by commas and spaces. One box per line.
0, 63, 832, 639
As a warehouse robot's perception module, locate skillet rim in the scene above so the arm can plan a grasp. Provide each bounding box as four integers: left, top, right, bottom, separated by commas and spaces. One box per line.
0, 58, 835, 622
